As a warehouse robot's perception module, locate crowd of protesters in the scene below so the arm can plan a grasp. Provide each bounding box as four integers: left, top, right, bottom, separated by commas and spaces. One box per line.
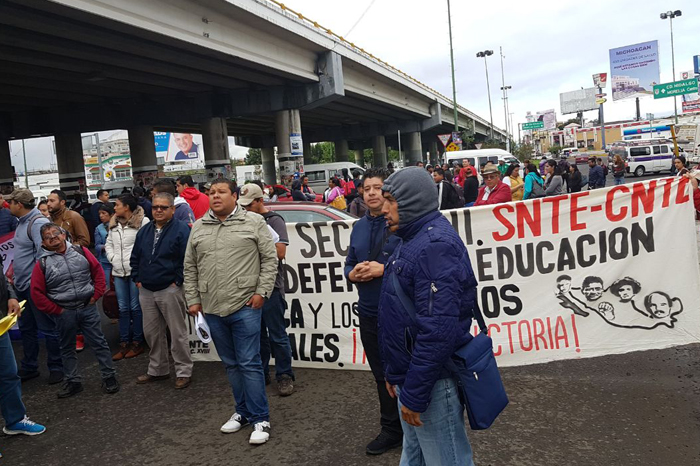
1, 152, 698, 464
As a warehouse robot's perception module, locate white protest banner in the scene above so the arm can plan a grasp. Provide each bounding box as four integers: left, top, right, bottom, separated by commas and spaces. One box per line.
189, 178, 700, 368
0, 232, 15, 274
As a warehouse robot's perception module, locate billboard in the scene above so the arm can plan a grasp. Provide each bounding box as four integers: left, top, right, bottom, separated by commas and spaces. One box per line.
155, 132, 205, 171
680, 70, 700, 114
609, 40, 660, 101
536, 109, 557, 130
560, 88, 598, 115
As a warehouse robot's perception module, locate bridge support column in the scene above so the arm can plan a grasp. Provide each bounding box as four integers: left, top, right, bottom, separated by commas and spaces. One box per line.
0, 141, 13, 194
303, 139, 312, 166
335, 139, 349, 162
261, 147, 276, 186
201, 117, 231, 180
276, 109, 303, 185
55, 133, 87, 195
429, 140, 440, 167
354, 143, 365, 167
405, 132, 423, 166
372, 135, 387, 168
128, 126, 158, 188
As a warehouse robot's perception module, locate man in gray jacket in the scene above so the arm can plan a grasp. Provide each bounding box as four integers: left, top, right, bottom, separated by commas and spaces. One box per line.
184, 179, 277, 445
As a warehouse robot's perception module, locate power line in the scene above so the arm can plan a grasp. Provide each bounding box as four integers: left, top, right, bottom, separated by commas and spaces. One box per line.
344, 0, 378, 38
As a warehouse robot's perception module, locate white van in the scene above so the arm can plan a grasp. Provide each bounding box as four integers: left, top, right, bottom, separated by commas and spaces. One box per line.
561, 147, 580, 159
610, 140, 676, 177
303, 162, 365, 192
445, 149, 520, 172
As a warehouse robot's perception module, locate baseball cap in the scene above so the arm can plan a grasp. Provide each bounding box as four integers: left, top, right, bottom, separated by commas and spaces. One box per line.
203, 182, 212, 190
4, 189, 35, 205
237, 183, 264, 206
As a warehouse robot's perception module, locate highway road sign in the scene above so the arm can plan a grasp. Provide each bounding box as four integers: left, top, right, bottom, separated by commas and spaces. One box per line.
596, 98, 607, 105
522, 121, 544, 130
653, 78, 699, 99
445, 142, 460, 152
438, 134, 451, 147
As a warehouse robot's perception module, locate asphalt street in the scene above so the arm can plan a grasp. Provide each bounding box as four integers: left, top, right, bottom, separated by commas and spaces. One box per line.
2, 319, 700, 466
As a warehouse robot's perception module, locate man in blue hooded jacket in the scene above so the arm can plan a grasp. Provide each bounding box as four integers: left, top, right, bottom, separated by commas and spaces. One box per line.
344, 167, 401, 455
379, 167, 477, 466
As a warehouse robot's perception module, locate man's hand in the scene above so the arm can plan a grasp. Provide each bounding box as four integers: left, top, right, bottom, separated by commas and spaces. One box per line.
7, 299, 20, 317
89, 298, 96, 305
187, 304, 202, 316
136, 282, 142, 288
385, 381, 396, 399
246, 294, 265, 309
401, 405, 423, 427
363, 261, 384, 279
349, 262, 371, 283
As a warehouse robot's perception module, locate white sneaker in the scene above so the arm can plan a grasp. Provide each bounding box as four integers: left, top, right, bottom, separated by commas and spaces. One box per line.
220, 413, 249, 433
249, 421, 271, 445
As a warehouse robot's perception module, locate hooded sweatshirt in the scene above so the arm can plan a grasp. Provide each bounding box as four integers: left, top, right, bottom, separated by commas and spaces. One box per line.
180, 187, 210, 220
381, 167, 438, 228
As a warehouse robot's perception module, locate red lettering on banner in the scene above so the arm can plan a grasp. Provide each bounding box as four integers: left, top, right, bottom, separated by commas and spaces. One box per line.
569, 192, 589, 231
532, 318, 549, 350
489, 324, 502, 356
571, 315, 581, 353
675, 177, 690, 204
543, 196, 565, 234
554, 316, 570, 349
352, 328, 357, 364
546, 317, 555, 348
631, 180, 656, 217
662, 178, 674, 208
492, 205, 516, 241
605, 185, 630, 222
516, 201, 541, 239
518, 320, 533, 351
501, 321, 516, 354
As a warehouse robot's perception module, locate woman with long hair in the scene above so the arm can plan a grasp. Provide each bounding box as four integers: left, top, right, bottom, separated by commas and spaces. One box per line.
612, 154, 626, 185
569, 164, 583, 193
502, 163, 524, 201
674, 155, 688, 177
544, 159, 564, 196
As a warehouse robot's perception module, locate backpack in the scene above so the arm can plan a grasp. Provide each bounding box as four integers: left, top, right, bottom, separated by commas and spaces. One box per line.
453, 182, 466, 206
344, 180, 357, 199
529, 178, 546, 198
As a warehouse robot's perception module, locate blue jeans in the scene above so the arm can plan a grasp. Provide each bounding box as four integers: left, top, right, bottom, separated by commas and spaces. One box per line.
101, 263, 112, 291
16, 287, 62, 373
614, 177, 624, 185
464, 202, 475, 208
57, 305, 116, 383
0, 332, 25, 426
260, 289, 294, 381
396, 378, 474, 466
206, 307, 269, 424
113, 276, 143, 343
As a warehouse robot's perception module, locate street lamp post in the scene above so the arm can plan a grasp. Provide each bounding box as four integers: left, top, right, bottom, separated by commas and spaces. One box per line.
446, 0, 459, 134
499, 47, 512, 151
476, 50, 495, 140
660, 10, 682, 125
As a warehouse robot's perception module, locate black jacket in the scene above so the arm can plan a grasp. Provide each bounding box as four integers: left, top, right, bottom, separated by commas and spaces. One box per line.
0, 257, 17, 318
464, 177, 479, 203
130, 219, 190, 291
569, 171, 582, 192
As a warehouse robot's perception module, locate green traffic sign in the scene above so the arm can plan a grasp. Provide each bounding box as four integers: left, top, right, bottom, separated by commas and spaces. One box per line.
653, 78, 698, 99
522, 121, 544, 130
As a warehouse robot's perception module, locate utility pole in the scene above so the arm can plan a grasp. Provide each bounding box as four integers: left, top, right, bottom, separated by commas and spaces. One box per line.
598, 84, 606, 151
21, 139, 28, 188
446, 0, 459, 134
95, 133, 104, 187
476, 50, 495, 140
499, 46, 511, 152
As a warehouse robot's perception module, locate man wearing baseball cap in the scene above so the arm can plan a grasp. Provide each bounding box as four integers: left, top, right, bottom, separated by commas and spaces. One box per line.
238, 183, 295, 396
474, 162, 511, 206
6, 189, 63, 384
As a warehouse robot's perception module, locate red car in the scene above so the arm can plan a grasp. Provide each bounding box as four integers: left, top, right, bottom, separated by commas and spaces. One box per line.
266, 202, 357, 223
267, 184, 323, 203
575, 154, 589, 164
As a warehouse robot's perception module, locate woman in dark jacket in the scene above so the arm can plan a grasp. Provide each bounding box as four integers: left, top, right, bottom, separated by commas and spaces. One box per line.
569, 164, 582, 193
291, 180, 306, 202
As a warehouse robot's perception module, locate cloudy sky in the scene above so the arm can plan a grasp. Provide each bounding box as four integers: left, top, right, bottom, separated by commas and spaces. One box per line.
12, 0, 699, 171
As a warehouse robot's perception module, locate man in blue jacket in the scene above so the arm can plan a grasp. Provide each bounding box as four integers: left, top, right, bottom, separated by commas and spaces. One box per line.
588, 157, 605, 189
344, 168, 402, 455
379, 167, 477, 466
130, 192, 193, 389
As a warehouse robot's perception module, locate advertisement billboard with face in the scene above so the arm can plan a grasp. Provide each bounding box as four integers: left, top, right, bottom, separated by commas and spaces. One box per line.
680, 70, 700, 114
536, 109, 557, 130
609, 40, 660, 101
560, 88, 598, 115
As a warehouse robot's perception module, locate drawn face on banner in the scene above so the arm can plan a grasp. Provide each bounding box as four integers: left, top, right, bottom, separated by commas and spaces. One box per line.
556, 275, 572, 294
645, 292, 673, 318
582, 277, 604, 301
381, 192, 399, 232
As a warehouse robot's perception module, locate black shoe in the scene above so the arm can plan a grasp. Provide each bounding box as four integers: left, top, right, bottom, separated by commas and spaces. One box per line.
102, 376, 120, 394
48, 371, 64, 385
57, 382, 84, 399
366, 432, 403, 455
265, 373, 271, 386
18, 369, 40, 382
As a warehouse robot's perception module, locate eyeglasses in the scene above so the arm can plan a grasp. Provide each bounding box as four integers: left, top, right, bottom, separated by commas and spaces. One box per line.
152, 205, 173, 211
483, 174, 499, 179
42, 232, 63, 240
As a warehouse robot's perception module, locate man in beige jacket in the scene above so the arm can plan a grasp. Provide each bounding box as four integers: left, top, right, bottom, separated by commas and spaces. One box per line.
184, 179, 277, 446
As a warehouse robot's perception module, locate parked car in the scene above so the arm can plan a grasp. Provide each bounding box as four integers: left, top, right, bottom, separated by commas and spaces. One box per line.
575, 153, 589, 164
304, 162, 365, 193
266, 202, 357, 223
610, 140, 676, 177
561, 147, 581, 160
267, 184, 323, 203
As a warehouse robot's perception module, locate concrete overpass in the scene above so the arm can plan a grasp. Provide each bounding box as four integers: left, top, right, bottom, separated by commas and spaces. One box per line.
0, 0, 506, 191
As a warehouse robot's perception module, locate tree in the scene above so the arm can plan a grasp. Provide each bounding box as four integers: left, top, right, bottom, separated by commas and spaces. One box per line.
549, 145, 563, 158
513, 143, 534, 162
309, 142, 335, 164
245, 148, 262, 165
557, 118, 580, 130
